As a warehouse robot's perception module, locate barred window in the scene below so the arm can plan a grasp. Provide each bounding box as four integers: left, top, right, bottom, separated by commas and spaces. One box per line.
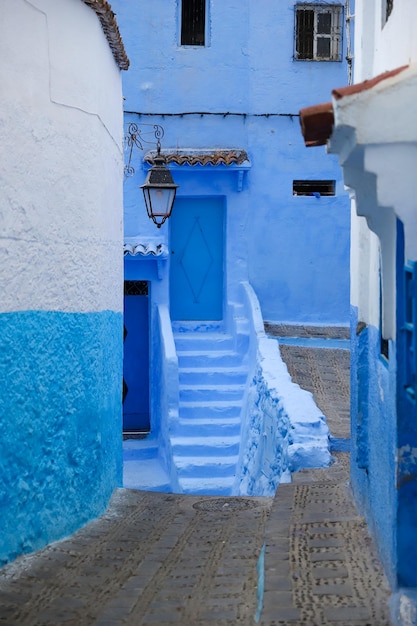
295, 4, 342, 61
181, 0, 206, 46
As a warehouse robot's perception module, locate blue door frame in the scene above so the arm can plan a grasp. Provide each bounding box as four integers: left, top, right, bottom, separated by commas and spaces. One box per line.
170, 197, 224, 321
396, 218, 417, 588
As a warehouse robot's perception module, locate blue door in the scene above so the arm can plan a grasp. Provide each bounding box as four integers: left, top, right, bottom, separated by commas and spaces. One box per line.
170, 197, 224, 320
123, 281, 150, 433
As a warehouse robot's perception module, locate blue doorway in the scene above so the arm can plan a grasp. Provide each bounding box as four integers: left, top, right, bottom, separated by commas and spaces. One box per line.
170, 197, 224, 321
396, 218, 417, 587
123, 280, 150, 433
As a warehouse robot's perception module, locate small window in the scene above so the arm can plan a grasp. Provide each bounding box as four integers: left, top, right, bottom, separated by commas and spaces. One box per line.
124, 281, 149, 296
382, 0, 393, 25
293, 180, 335, 196
379, 265, 389, 360
295, 4, 342, 61
181, 0, 206, 46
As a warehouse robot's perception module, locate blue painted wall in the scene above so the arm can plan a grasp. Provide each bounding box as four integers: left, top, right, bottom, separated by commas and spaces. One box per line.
0, 311, 122, 565
114, 0, 350, 325
349, 306, 398, 586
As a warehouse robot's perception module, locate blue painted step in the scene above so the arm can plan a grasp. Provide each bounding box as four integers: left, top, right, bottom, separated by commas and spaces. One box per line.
173, 416, 241, 437
176, 349, 244, 368
179, 476, 235, 496
179, 366, 248, 385
179, 383, 246, 402
172, 328, 249, 495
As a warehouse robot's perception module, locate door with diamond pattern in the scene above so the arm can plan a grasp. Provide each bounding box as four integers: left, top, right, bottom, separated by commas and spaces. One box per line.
170, 197, 224, 320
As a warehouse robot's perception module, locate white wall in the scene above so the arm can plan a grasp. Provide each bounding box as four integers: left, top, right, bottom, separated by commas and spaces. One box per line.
350, 1, 417, 328
0, 0, 124, 314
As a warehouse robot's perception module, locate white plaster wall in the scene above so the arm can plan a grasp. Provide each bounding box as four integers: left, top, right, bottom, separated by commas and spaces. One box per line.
355, 0, 417, 80
350, 1, 417, 328
374, 0, 417, 73
0, 0, 124, 314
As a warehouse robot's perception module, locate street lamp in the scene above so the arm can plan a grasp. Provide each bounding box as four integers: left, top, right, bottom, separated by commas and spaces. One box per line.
124, 123, 178, 228
141, 145, 178, 228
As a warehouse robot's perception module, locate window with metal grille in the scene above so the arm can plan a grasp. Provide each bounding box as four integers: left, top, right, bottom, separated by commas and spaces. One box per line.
295, 4, 342, 61
181, 0, 206, 46
293, 180, 335, 196
124, 281, 148, 296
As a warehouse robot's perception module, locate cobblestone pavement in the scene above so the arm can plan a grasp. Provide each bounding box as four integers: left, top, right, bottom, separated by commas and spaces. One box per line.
0, 326, 393, 625
0, 491, 271, 626
261, 453, 392, 625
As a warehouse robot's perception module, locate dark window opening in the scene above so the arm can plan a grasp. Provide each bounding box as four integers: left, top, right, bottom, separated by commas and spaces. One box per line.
293, 180, 335, 196
386, 0, 393, 21
295, 4, 342, 61
381, 336, 389, 360
379, 266, 389, 360
296, 9, 314, 59
181, 0, 206, 46
124, 280, 149, 296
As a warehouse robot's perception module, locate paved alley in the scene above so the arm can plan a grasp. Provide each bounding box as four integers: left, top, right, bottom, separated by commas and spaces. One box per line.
0, 326, 393, 625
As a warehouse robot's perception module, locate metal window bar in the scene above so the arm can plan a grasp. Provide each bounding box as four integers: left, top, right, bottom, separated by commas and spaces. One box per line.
295, 4, 342, 61
124, 281, 149, 296
293, 180, 335, 196
181, 0, 206, 46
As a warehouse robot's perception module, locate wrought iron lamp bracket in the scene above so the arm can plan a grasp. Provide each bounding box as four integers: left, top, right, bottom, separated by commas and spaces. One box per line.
124, 123, 164, 178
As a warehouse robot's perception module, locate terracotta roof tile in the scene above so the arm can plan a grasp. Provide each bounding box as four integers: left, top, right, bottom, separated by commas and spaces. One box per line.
144, 149, 250, 166
299, 102, 334, 147
299, 65, 410, 147
82, 0, 129, 70
332, 65, 409, 100
124, 242, 168, 257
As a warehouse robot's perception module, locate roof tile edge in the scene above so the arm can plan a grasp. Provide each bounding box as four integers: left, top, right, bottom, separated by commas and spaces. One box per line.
82, 0, 129, 70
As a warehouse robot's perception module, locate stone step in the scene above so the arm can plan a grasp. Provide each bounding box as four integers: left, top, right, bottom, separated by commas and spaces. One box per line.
179, 384, 246, 402
171, 435, 240, 457
173, 416, 241, 437
175, 455, 239, 478
178, 400, 242, 420
176, 349, 244, 368
174, 332, 235, 352
178, 476, 235, 496
179, 366, 249, 385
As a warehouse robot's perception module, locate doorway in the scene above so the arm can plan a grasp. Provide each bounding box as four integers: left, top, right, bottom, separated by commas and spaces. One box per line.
123, 280, 150, 434
170, 197, 224, 321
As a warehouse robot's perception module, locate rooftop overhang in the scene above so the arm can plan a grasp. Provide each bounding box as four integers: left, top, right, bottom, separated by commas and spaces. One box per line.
299, 65, 410, 151
143, 149, 251, 192
299, 63, 417, 340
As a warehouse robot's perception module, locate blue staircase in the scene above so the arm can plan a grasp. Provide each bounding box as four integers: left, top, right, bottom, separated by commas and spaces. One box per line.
172, 325, 250, 495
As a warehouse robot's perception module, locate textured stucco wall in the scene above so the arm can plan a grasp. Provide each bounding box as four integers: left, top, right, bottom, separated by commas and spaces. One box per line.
0, 0, 124, 565
114, 0, 350, 325
236, 335, 331, 497
349, 307, 397, 587
354, 0, 417, 82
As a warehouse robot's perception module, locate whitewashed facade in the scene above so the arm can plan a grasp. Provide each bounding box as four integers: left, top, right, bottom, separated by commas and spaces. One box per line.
0, 0, 127, 565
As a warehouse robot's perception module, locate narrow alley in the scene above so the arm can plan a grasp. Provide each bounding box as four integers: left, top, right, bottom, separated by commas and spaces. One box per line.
0, 327, 392, 625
